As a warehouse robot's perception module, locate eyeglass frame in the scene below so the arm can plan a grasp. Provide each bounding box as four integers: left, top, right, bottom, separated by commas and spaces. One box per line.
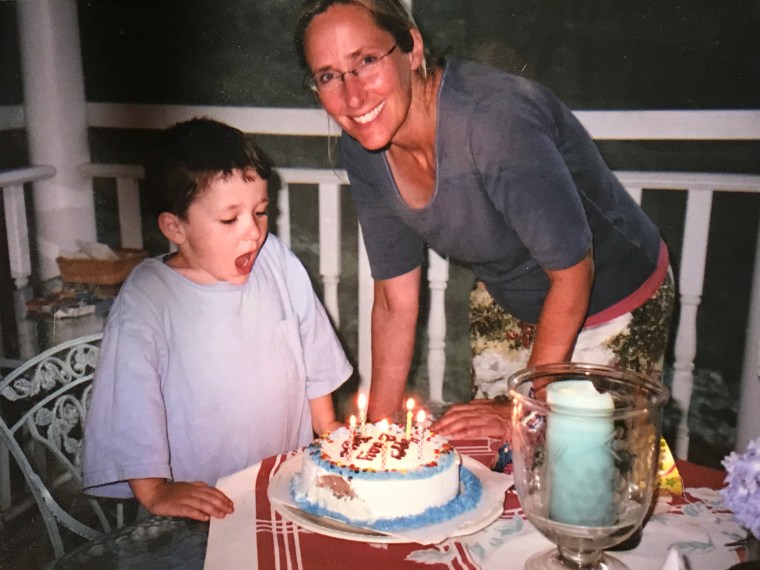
302, 43, 398, 93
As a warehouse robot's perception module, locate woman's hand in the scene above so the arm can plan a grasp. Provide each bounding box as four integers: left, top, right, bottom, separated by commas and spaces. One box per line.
128, 478, 234, 522
430, 399, 512, 440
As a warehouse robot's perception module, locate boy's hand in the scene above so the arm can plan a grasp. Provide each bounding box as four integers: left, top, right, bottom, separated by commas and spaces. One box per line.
129, 478, 234, 521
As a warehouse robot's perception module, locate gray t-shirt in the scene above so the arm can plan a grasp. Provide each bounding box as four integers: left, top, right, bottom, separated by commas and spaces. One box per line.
82, 234, 352, 498
342, 60, 661, 323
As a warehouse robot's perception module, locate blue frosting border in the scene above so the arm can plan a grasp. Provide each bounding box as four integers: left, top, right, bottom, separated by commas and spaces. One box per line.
290, 465, 483, 532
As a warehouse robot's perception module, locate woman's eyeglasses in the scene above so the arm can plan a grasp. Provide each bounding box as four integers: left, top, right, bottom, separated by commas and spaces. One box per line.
303, 44, 397, 93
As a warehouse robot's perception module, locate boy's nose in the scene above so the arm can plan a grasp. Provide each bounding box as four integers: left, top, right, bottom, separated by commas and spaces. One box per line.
250, 222, 263, 240
243, 215, 262, 240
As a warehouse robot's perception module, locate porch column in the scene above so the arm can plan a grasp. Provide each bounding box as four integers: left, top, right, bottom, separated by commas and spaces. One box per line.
17, 0, 96, 280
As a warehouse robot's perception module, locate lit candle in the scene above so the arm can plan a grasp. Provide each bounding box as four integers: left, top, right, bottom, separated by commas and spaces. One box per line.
348, 415, 357, 462
546, 380, 616, 526
377, 419, 390, 469
416, 410, 426, 460
357, 393, 367, 434
405, 398, 414, 439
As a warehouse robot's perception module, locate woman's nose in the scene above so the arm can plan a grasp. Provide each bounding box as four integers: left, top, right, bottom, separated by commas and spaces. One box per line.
341, 73, 365, 108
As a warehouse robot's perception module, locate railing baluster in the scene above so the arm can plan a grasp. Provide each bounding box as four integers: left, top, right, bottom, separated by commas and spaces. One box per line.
277, 181, 291, 248
427, 250, 449, 404
625, 186, 643, 205
2, 183, 32, 289
672, 188, 713, 459
318, 183, 341, 326
736, 221, 760, 451
357, 227, 373, 395
116, 177, 143, 250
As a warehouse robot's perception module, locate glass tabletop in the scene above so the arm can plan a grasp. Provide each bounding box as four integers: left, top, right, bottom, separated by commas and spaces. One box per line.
53, 516, 208, 570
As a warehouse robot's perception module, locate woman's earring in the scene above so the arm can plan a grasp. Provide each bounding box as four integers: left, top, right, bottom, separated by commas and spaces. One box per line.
419, 58, 428, 79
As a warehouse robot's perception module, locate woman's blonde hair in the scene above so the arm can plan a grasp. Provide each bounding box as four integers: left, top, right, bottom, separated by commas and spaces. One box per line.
293, 0, 440, 80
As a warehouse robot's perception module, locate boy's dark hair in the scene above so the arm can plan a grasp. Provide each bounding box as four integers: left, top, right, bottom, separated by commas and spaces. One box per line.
144, 118, 272, 219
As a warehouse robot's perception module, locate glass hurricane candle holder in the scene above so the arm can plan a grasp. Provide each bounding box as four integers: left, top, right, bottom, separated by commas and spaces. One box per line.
508, 363, 669, 570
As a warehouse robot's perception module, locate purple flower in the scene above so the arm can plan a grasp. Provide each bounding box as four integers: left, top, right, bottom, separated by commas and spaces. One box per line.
722, 438, 760, 538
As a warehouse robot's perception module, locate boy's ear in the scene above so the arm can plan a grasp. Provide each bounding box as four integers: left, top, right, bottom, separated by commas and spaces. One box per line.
158, 212, 186, 246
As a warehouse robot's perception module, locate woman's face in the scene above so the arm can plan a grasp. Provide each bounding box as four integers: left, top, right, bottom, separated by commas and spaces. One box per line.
304, 3, 422, 151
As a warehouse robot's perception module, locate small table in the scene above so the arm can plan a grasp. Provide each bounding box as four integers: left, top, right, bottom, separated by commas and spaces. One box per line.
55, 439, 744, 569
53, 516, 208, 569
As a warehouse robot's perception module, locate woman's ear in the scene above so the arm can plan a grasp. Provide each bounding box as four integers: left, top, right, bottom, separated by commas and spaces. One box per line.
158, 212, 186, 246
408, 28, 426, 72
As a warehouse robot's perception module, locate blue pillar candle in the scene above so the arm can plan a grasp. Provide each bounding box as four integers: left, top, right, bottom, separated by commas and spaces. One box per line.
546, 380, 616, 526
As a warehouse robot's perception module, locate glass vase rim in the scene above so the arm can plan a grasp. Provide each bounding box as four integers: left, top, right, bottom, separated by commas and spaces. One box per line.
507, 362, 670, 412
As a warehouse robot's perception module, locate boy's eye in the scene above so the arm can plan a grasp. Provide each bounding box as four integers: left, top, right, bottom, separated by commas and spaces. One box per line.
256, 210, 269, 218
221, 217, 237, 225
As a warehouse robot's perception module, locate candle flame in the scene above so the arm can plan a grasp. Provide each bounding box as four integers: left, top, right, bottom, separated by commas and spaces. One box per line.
358, 393, 367, 409
349, 415, 356, 428
406, 398, 414, 411
377, 418, 389, 431
416, 410, 426, 423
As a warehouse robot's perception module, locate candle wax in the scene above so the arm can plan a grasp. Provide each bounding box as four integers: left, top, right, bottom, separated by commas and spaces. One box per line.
546, 380, 616, 526
405, 398, 414, 439
358, 394, 367, 434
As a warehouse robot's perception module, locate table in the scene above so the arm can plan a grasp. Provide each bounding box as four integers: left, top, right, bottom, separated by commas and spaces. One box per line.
55, 439, 746, 569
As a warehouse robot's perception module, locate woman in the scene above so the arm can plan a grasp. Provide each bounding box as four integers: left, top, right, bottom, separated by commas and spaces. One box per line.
294, 0, 674, 439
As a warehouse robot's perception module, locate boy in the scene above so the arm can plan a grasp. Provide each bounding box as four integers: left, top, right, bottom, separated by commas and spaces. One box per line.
82, 118, 352, 522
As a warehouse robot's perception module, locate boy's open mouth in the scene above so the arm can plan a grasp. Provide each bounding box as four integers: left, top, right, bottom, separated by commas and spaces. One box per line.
235, 252, 255, 275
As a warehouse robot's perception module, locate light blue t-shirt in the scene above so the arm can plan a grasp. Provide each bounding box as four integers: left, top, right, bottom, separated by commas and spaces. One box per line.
82, 234, 352, 498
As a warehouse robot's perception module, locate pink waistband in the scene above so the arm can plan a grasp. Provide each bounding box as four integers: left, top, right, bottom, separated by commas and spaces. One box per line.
584, 241, 670, 328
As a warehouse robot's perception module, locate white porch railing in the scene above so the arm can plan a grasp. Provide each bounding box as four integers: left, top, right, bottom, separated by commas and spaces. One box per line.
1, 106, 760, 461
0, 165, 56, 289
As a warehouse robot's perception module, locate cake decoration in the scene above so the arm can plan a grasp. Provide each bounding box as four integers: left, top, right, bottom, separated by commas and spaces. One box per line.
291, 420, 482, 530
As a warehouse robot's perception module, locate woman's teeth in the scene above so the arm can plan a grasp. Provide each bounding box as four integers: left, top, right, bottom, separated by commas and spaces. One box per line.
353, 101, 385, 125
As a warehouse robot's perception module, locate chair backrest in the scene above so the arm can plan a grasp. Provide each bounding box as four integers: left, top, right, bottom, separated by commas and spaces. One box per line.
0, 333, 118, 559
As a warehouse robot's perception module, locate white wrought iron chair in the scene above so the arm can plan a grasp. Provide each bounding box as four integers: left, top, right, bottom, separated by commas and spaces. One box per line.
0, 333, 129, 560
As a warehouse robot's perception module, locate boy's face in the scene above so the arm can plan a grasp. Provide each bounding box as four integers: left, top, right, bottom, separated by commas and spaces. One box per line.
161, 169, 269, 285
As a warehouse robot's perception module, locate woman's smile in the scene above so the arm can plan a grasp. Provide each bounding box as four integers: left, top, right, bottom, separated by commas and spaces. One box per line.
353, 101, 386, 125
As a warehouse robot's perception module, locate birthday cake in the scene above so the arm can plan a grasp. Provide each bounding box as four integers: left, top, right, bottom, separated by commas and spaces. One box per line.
290, 422, 482, 531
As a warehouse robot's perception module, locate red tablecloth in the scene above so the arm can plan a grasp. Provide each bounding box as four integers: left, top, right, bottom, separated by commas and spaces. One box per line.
218, 439, 738, 570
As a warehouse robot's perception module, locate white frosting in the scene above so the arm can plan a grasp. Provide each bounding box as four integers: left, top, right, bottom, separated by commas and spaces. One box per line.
292, 423, 461, 523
